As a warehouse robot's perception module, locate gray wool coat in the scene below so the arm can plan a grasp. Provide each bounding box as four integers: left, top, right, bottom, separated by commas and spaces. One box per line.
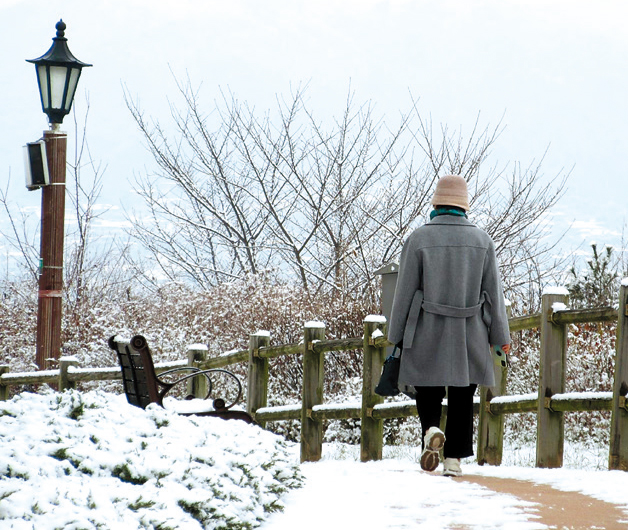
388, 215, 511, 388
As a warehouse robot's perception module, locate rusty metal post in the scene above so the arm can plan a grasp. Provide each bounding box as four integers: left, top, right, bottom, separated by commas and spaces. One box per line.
36, 129, 67, 370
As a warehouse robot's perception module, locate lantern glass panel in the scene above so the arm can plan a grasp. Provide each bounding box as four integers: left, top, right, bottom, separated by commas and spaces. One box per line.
64, 68, 80, 111
36, 65, 49, 109
49, 66, 69, 109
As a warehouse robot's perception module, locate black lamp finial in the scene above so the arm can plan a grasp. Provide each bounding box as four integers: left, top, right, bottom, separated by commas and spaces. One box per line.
55, 20, 66, 38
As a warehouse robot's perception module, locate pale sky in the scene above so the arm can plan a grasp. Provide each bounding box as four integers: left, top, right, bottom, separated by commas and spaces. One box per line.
2, 0, 627, 259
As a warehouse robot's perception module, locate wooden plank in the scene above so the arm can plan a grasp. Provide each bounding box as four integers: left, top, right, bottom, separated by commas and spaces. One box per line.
371, 401, 418, 419
477, 303, 512, 466
360, 318, 386, 462
311, 404, 362, 421
65, 368, 123, 382
199, 350, 248, 369
0, 366, 9, 401
187, 346, 208, 399
247, 332, 270, 428
0, 371, 58, 386
551, 307, 617, 326
58, 357, 78, 391
549, 397, 612, 412
488, 398, 538, 415
258, 343, 301, 359
508, 313, 542, 332
301, 323, 326, 463
610, 284, 628, 470
254, 406, 301, 422
312, 337, 363, 354
536, 291, 568, 468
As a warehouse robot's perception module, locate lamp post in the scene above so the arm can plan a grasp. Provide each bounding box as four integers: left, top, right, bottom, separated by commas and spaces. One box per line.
27, 20, 91, 370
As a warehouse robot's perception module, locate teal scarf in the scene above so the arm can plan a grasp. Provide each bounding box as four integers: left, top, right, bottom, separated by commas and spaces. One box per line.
430, 207, 468, 220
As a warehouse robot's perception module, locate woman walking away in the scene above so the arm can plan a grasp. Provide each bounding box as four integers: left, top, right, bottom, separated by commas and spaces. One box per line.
388, 175, 511, 477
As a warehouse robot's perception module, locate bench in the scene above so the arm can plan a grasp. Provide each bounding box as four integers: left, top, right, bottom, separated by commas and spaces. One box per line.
108, 334, 254, 423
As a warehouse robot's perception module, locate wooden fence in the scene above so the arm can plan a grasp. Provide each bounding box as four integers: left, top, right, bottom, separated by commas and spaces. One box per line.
2, 287, 628, 471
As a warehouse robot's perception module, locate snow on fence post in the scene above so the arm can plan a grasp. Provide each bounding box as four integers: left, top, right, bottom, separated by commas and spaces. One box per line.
58, 357, 78, 391
536, 288, 569, 468
247, 331, 270, 428
0, 365, 9, 400
187, 344, 208, 398
610, 280, 628, 470
301, 321, 326, 463
360, 316, 387, 462
477, 302, 511, 466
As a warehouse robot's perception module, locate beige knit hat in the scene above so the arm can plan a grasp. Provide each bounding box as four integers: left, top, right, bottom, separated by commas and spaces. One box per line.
431, 175, 470, 211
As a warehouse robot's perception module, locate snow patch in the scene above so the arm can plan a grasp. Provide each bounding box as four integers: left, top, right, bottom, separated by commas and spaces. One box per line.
542, 286, 569, 296
256, 404, 301, 414
186, 343, 208, 351
364, 315, 387, 323
0, 390, 303, 528
371, 329, 384, 339
551, 391, 613, 401
304, 321, 325, 329
552, 302, 568, 312
312, 402, 361, 412
220, 349, 241, 357
59, 355, 79, 363
491, 392, 538, 404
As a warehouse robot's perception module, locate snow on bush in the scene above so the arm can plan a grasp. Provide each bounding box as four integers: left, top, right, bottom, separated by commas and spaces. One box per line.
0, 390, 303, 529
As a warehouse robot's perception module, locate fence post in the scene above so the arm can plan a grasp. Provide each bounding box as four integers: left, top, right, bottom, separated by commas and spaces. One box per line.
187, 344, 208, 399
247, 331, 270, 428
536, 289, 568, 468
610, 282, 628, 470
301, 322, 326, 463
0, 366, 9, 401
477, 303, 511, 465
361, 316, 387, 462
59, 356, 79, 391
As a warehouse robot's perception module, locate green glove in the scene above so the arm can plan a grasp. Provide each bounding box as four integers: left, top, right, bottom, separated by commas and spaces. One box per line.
491, 345, 511, 368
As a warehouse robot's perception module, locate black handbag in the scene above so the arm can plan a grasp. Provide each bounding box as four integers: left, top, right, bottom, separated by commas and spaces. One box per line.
374, 346, 401, 397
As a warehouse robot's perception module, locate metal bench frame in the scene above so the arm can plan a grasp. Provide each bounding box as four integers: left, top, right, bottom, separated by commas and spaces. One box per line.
108, 334, 254, 423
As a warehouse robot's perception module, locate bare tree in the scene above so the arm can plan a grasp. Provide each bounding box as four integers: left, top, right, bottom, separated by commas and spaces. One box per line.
0, 169, 40, 281
60, 102, 142, 347
125, 80, 567, 305
406, 104, 568, 307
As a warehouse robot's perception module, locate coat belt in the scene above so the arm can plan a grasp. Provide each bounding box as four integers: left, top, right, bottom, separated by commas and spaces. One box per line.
422, 300, 482, 318
403, 290, 491, 349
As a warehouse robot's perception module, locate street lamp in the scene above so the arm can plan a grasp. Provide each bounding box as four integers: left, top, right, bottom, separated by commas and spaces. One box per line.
26, 20, 91, 370
27, 19, 92, 127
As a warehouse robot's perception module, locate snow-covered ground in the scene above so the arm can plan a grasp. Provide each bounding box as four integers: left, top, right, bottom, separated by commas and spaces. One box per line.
2, 389, 628, 529
262, 458, 545, 529
0, 390, 303, 529
261, 443, 628, 530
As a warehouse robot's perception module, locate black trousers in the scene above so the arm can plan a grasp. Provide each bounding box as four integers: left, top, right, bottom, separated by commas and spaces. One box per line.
415, 384, 477, 459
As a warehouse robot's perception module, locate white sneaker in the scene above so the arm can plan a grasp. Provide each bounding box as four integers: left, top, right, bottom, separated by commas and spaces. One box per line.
420, 426, 445, 472
442, 458, 462, 477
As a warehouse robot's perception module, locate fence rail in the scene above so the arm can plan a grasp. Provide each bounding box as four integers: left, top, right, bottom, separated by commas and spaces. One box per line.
2, 288, 628, 471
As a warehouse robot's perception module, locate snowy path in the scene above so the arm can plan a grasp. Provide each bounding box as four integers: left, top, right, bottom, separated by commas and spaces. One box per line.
260, 459, 628, 530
